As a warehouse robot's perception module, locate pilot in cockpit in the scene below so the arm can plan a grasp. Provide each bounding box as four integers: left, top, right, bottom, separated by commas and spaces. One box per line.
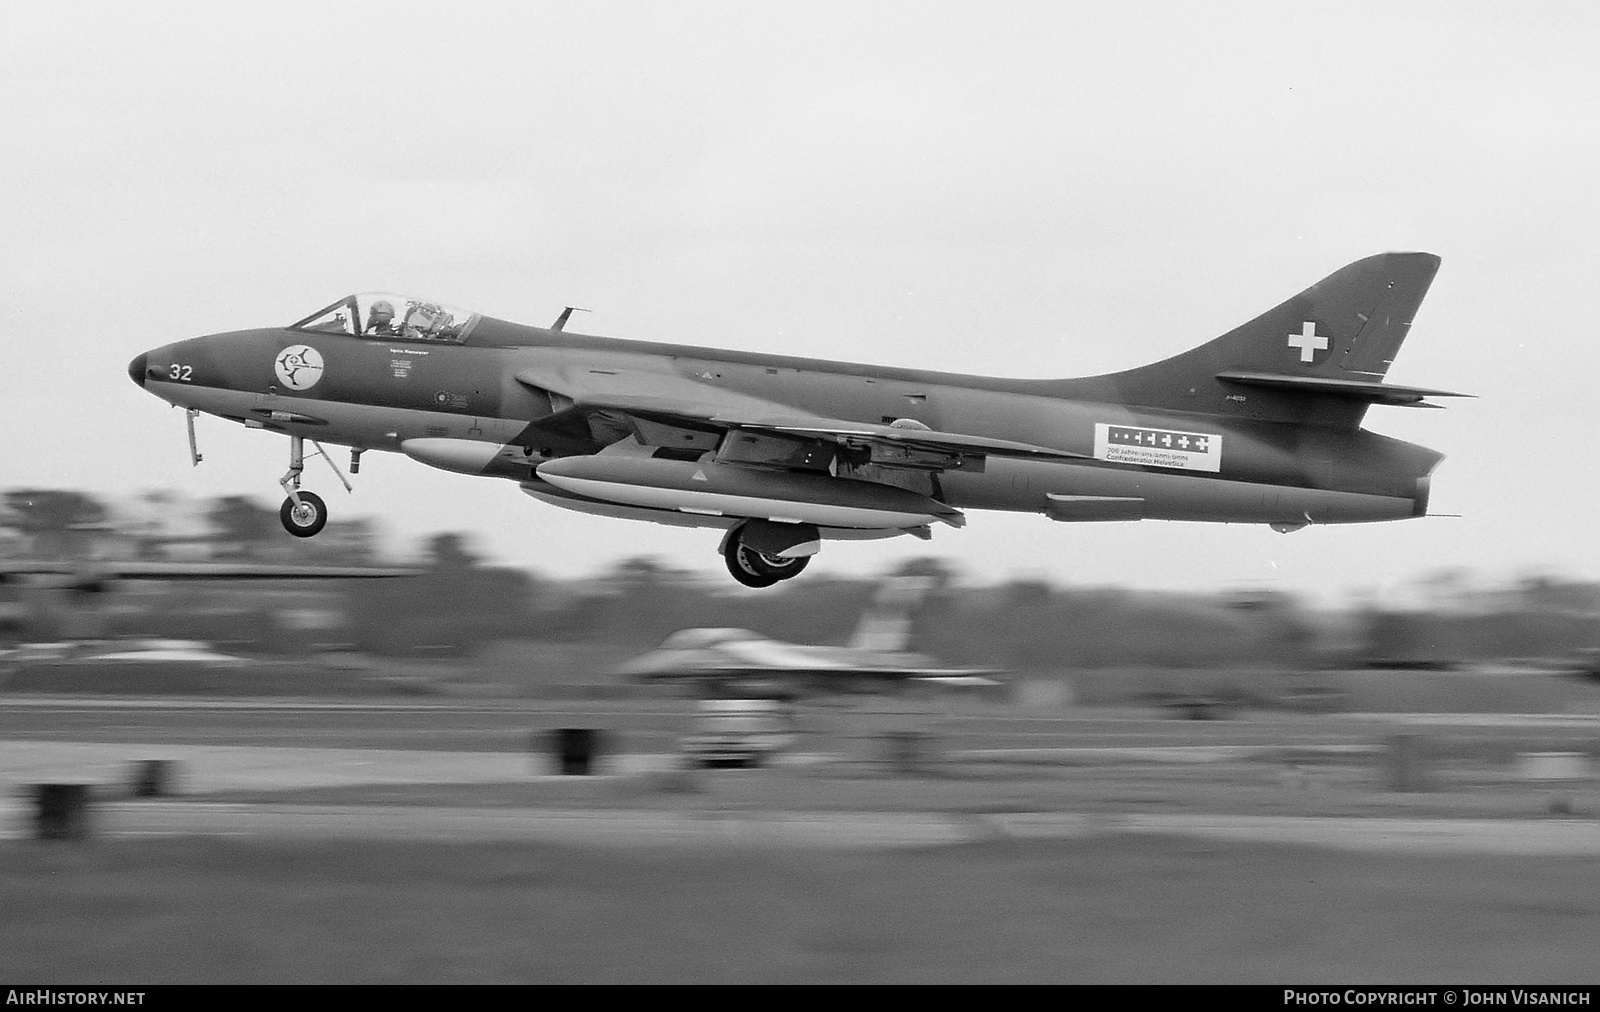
364, 300, 398, 336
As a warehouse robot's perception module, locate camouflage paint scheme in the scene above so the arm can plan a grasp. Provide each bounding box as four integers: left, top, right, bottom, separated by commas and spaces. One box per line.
129, 252, 1463, 586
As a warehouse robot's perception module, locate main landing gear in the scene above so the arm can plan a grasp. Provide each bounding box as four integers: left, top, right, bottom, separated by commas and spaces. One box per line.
723, 541, 810, 588
721, 521, 816, 588
277, 434, 350, 538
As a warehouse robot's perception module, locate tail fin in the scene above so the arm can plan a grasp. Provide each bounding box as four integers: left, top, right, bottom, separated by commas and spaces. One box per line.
848, 576, 934, 652
1053, 252, 1462, 428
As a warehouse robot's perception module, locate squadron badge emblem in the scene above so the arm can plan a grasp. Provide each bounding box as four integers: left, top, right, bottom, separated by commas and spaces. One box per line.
274, 345, 325, 390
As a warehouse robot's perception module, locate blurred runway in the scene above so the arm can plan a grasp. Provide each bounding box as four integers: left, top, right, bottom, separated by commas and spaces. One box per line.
0, 739, 672, 793
3, 695, 1597, 853
5, 784, 1599, 855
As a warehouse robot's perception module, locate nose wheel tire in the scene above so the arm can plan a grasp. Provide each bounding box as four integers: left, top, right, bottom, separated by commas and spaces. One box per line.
724, 540, 809, 588
279, 491, 328, 538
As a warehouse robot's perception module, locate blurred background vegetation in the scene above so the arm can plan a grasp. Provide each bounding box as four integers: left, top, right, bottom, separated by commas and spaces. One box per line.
5, 488, 1599, 682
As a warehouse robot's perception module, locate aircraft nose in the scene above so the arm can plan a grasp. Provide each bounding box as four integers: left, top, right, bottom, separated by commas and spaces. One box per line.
127, 352, 148, 388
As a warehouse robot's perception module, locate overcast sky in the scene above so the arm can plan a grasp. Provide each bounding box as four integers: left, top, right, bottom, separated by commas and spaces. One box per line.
4, 2, 1598, 603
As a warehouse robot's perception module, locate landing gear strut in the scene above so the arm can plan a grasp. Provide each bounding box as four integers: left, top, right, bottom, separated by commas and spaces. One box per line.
722, 538, 810, 588
277, 434, 347, 538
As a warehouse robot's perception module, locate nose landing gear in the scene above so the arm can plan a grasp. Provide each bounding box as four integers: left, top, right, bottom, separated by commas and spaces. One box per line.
278, 434, 350, 538
279, 490, 328, 538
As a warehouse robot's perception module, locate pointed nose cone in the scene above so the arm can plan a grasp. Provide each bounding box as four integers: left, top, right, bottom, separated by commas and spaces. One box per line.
128, 352, 148, 388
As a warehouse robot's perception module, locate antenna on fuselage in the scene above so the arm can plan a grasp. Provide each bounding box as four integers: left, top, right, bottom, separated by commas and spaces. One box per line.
550, 306, 590, 332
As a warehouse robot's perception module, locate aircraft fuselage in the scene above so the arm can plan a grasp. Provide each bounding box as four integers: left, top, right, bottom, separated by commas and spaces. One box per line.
133, 322, 1434, 524
128, 254, 1457, 584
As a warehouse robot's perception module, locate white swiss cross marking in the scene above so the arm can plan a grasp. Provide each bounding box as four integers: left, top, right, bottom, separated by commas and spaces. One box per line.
1287, 321, 1328, 364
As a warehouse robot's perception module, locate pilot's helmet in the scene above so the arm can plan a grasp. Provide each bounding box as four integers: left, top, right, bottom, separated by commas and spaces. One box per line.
368, 300, 395, 326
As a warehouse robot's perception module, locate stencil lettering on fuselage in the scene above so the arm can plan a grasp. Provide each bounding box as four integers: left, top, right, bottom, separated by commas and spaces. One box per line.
274, 345, 325, 391
1093, 423, 1222, 473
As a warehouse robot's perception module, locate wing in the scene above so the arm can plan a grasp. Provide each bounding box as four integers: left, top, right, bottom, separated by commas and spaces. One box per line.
616, 636, 1000, 685
614, 638, 847, 678
516, 362, 1085, 474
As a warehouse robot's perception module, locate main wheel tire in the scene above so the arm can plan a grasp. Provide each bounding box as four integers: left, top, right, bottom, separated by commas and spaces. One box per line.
724, 547, 780, 588
279, 491, 328, 538
723, 540, 809, 587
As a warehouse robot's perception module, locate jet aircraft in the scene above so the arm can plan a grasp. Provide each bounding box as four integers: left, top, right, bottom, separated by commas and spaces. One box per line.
615, 576, 1001, 696
128, 252, 1465, 587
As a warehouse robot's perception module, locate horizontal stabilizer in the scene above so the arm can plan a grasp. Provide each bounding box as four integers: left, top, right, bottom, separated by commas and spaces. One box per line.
912, 673, 1003, 687
1216, 371, 1472, 407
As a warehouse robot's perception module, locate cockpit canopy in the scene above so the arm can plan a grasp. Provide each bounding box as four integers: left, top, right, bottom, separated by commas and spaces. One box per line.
291, 293, 480, 344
